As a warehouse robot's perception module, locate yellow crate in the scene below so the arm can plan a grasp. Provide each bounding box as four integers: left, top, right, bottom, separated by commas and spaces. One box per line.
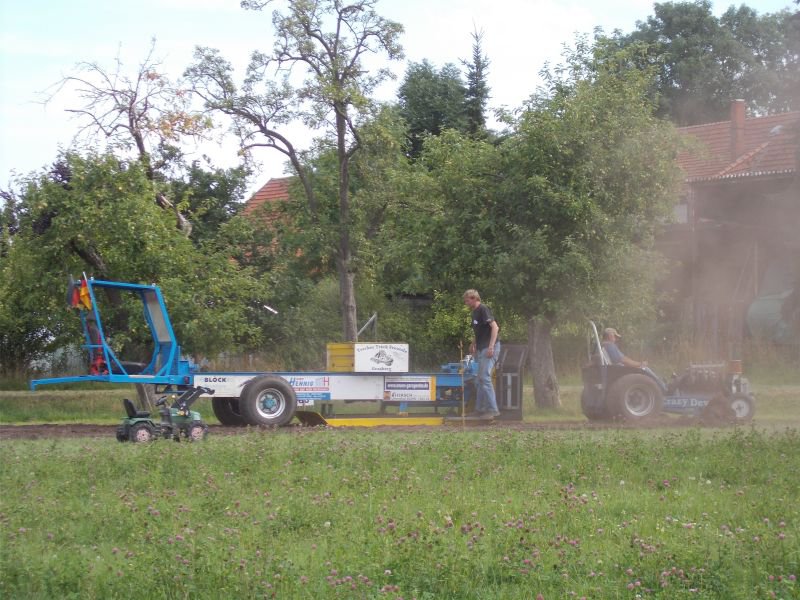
326, 342, 355, 372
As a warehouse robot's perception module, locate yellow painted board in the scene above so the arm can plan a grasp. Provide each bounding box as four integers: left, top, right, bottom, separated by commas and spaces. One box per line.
326, 342, 355, 372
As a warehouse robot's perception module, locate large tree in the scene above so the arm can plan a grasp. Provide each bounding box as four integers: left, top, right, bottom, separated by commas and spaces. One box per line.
187, 0, 404, 341
50, 41, 214, 235
461, 28, 491, 137
397, 60, 468, 157
611, 1, 800, 125
492, 39, 682, 407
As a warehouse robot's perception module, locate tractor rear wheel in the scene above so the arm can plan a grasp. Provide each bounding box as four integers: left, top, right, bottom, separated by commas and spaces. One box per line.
129, 422, 156, 443
212, 397, 246, 426
608, 374, 663, 421
730, 393, 755, 422
581, 388, 609, 421
240, 376, 298, 427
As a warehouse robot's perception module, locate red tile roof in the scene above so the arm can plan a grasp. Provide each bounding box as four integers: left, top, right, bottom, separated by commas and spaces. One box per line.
243, 176, 292, 219
676, 104, 799, 182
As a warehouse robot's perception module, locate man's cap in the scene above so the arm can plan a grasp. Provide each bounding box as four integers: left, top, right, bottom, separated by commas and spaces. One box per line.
603, 327, 622, 338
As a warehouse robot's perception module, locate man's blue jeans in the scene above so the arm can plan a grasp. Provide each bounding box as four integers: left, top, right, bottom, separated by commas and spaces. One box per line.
475, 342, 500, 413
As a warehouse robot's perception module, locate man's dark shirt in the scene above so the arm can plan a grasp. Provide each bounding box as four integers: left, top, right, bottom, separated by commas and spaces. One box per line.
471, 304, 498, 351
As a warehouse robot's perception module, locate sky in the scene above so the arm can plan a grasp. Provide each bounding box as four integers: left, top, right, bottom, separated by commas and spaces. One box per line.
0, 0, 793, 198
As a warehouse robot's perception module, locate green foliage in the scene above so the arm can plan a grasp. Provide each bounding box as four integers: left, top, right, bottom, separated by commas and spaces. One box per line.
610, 1, 800, 124
166, 159, 251, 246
493, 37, 682, 330
398, 60, 469, 157
424, 291, 472, 354
383, 128, 503, 296
2, 427, 799, 598
462, 28, 491, 136
0, 152, 268, 372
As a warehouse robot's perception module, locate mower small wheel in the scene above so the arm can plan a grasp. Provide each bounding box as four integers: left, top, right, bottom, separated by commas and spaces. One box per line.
129, 422, 156, 443
730, 393, 755, 422
116, 425, 128, 442
186, 422, 208, 441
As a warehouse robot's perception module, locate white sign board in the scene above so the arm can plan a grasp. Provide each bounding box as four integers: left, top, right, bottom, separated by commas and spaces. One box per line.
384, 376, 435, 402
353, 343, 409, 373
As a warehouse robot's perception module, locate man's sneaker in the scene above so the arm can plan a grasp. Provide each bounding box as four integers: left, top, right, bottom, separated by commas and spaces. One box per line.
479, 411, 501, 419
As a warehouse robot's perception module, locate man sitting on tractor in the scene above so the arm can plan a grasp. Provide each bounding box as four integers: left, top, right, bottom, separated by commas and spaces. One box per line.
601, 328, 647, 369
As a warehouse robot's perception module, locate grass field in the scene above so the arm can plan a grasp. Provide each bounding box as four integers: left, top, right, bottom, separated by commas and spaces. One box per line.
2, 385, 799, 598
1, 387, 799, 598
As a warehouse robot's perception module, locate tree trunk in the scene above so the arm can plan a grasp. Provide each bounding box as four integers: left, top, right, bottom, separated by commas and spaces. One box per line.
337, 254, 357, 341
335, 102, 358, 342
528, 316, 561, 408
135, 383, 157, 411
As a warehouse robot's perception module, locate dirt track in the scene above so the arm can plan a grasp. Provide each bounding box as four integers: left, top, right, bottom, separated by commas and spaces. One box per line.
0, 416, 736, 440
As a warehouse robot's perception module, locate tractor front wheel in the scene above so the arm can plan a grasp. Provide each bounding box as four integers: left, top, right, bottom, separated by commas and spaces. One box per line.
608, 374, 663, 421
730, 393, 755, 422
240, 376, 297, 427
186, 422, 208, 441
129, 422, 156, 443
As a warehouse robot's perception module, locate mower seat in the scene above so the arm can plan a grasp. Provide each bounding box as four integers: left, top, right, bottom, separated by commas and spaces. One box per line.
123, 398, 151, 419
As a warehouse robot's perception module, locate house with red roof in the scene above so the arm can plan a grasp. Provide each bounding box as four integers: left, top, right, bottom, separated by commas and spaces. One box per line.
661, 99, 799, 352
243, 176, 292, 223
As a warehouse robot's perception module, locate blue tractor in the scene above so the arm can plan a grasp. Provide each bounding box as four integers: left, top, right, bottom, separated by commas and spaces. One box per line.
581, 322, 755, 423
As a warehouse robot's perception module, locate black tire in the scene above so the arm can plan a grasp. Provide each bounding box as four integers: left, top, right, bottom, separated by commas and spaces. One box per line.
185, 421, 208, 441
116, 425, 128, 442
240, 376, 297, 427
608, 374, 663, 421
729, 393, 755, 422
129, 422, 156, 443
581, 388, 609, 421
211, 397, 247, 426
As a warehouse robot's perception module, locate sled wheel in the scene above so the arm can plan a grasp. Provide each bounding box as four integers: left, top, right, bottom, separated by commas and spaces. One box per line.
186, 422, 208, 441
240, 376, 297, 427
609, 374, 663, 421
129, 422, 156, 443
211, 397, 247, 426
730, 393, 755, 422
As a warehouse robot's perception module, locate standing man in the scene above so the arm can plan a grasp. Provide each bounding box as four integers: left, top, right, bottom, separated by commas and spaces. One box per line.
463, 289, 501, 418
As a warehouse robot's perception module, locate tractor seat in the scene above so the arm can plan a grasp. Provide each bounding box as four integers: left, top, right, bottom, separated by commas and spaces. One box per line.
123, 398, 151, 419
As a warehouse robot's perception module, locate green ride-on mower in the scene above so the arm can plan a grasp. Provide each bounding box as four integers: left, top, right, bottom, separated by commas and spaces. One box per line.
116, 386, 213, 443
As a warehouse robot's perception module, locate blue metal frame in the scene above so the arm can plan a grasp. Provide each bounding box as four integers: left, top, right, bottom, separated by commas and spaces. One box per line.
30, 279, 195, 389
